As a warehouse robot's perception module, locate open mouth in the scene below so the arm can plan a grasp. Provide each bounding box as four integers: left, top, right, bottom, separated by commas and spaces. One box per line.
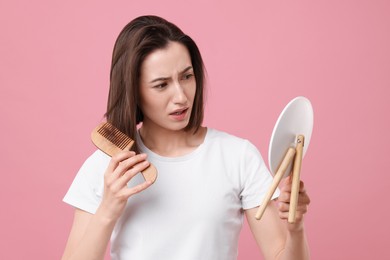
170, 108, 188, 115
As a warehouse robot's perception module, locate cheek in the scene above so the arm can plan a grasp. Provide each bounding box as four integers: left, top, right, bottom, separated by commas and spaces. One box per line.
187, 82, 197, 101
139, 95, 155, 117
142, 97, 158, 112
141, 93, 168, 116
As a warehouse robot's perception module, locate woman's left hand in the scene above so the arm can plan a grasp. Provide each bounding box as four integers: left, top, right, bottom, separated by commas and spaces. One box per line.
245, 175, 311, 259
277, 176, 311, 232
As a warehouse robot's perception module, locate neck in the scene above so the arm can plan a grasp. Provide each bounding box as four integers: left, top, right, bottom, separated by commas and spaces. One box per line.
139, 124, 206, 157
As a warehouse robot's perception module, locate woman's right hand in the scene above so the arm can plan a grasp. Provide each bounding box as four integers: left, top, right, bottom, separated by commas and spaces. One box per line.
97, 151, 153, 222
62, 151, 152, 260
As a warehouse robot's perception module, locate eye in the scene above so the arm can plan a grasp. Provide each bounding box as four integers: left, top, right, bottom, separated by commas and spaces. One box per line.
182, 73, 194, 80
153, 82, 168, 89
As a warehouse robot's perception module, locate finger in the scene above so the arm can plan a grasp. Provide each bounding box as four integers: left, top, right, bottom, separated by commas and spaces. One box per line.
105, 151, 137, 187
277, 201, 290, 212
278, 190, 310, 205
299, 181, 306, 192
112, 153, 148, 178
297, 194, 311, 208
110, 161, 150, 192
277, 192, 290, 203
118, 179, 154, 199
116, 160, 151, 188
280, 211, 306, 222
278, 206, 307, 221
106, 159, 150, 193
106, 151, 136, 175
279, 177, 292, 192
278, 199, 309, 224
281, 203, 308, 213
297, 204, 308, 215
278, 210, 289, 220
281, 179, 306, 193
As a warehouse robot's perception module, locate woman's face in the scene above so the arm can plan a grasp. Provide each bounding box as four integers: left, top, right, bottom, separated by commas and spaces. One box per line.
139, 41, 196, 132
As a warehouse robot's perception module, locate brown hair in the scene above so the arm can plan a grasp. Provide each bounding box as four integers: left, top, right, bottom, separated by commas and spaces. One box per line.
105, 15, 206, 152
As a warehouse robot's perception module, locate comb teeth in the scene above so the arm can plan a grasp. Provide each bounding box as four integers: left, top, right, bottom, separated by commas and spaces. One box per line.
97, 122, 133, 150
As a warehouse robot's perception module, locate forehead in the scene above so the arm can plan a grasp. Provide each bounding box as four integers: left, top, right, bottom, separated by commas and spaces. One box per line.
140, 42, 192, 80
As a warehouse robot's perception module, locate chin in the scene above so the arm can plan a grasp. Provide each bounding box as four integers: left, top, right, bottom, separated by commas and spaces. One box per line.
171, 121, 191, 131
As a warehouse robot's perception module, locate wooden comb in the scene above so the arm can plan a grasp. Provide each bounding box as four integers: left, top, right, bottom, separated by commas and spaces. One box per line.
91, 122, 157, 183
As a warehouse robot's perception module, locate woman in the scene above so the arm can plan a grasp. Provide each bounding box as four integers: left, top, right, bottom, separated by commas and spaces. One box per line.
62, 15, 310, 260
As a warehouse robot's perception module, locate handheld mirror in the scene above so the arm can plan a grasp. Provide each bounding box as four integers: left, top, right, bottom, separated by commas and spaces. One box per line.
255, 96, 313, 222
268, 96, 313, 176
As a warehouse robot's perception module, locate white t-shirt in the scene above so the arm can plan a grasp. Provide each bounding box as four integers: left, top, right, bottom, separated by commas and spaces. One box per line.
63, 128, 279, 260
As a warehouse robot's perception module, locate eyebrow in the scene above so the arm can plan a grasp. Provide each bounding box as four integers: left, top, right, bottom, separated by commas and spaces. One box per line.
149, 66, 193, 83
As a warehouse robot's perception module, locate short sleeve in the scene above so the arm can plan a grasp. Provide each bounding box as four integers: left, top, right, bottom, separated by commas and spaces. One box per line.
63, 150, 110, 214
239, 141, 280, 210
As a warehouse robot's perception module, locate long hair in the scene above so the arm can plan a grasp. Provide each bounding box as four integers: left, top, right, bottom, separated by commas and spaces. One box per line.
105, 15, 205, 152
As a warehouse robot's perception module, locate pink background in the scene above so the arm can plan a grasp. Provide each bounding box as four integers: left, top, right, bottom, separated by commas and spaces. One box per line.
1, 0, 389, 259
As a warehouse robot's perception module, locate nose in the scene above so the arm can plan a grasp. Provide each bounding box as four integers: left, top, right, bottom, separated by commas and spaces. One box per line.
171, 81, 187, 104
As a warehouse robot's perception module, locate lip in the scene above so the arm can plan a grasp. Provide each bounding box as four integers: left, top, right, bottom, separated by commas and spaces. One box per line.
169, 107, 189, 115
169, 107, 189, 121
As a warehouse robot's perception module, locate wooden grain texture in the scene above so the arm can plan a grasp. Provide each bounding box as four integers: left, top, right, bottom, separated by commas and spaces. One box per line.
91, 122, 158, 183
288, 135, 304, 223
255, 147, 296, 220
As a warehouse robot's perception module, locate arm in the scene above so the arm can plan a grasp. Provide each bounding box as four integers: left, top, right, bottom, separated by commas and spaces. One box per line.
61, 208, 115, 260
62, 151, 153, 260
245, 177, 310, 260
